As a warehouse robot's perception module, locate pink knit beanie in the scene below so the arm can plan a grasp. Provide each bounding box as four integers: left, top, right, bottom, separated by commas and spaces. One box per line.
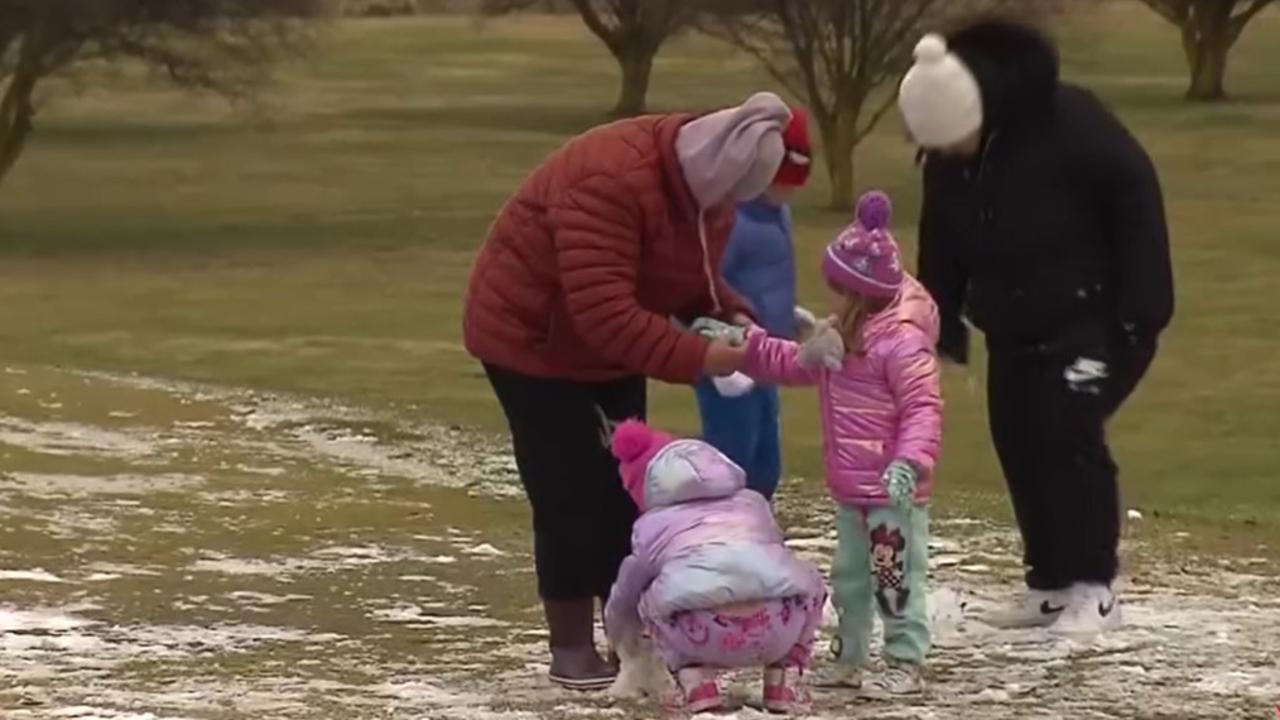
611, 419, 676, 509
821, 190, 904, 299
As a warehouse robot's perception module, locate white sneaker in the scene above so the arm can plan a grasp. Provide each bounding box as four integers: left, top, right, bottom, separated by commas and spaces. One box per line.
1049, 583, 1121, 639
981, 589, 1071, 629
860, 662, 923, 699
811, 662, 863, 689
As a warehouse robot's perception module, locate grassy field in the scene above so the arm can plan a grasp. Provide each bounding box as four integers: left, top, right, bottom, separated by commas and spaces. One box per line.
2, 3, 1278, 547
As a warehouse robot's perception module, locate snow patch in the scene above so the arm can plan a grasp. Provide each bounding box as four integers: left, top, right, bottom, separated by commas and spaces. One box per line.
0, 472, 203, 498
0, 569, 66, 583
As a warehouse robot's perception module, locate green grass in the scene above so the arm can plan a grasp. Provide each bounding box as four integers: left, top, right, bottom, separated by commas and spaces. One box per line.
1, 5, 1279, 548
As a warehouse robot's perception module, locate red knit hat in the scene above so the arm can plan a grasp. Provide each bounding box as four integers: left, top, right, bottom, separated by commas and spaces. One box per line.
773, 106, 812, 187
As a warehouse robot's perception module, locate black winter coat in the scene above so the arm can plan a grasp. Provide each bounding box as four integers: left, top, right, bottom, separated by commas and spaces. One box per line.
917, 24, 1174, 362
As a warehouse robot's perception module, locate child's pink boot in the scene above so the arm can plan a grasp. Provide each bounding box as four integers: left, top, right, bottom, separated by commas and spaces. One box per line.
763, 666, 810, 715
667, 667, 725, 714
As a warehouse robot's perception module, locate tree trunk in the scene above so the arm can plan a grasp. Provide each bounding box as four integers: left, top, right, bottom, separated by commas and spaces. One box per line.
819, 112, 858, 211
1181, 8, 1233, 101
0, 34, 42, 188
610, 44, 655, 118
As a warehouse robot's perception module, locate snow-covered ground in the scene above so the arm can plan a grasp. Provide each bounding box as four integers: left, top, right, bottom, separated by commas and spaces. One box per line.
0, 367, 1276, 719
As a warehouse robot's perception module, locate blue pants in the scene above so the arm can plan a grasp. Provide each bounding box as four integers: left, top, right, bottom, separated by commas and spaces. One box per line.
694, 381, 782, 500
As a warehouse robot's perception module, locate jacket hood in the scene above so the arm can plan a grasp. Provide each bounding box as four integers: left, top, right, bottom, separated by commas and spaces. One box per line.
946, 18, 1059, 130
642, 438, 747, 510
675, 92, 790, 209
867, 275, 940, 345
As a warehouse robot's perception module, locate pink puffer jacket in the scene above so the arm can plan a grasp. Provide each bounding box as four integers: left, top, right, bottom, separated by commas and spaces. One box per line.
744, 275, 943, 507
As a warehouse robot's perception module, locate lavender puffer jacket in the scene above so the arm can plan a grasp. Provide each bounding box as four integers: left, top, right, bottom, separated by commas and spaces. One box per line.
744, 275, 943, 507
603, 439, 826, 643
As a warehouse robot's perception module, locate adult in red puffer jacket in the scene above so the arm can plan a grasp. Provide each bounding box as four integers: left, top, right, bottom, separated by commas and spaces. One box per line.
463, 92, 794, 689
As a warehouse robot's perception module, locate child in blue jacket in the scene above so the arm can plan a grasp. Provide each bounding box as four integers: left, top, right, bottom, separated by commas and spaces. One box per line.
695, 106, 814, 500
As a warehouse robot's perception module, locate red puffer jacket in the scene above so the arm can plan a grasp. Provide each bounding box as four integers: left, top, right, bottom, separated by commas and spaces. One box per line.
463, 114, 752, 384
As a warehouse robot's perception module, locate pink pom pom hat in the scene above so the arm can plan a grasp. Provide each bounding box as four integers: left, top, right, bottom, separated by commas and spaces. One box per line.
821, 190, 905, 299
611, 419, 676, 508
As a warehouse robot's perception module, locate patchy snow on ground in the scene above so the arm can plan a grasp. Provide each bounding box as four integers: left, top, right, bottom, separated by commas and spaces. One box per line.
0, 368, 1276, 719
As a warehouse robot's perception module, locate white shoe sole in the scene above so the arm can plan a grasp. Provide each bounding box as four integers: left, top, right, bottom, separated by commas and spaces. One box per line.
1049, 606, 1123, 639
859, 684, 924, 701
982, 612, 1062, 630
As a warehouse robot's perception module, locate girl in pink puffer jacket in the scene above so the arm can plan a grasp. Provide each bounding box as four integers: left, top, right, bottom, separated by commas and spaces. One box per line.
735, 190, 943, 698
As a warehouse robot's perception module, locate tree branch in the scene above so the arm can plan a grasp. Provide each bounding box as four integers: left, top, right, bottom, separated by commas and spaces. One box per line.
855, 88, 899, 143
1138, 0, 1193, 26
1230, 0, 1275, 36
569, 0, 621, 51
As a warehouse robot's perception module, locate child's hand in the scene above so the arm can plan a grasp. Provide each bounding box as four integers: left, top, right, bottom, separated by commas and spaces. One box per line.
797, 317, 845, 371
712, 372, 756, 397
691, 317, 748, 347
882, 460, 918, 508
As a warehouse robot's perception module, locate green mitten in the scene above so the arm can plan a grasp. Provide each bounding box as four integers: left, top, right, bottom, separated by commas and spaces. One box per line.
882, 460, 918, 508
690, 317, 747, 347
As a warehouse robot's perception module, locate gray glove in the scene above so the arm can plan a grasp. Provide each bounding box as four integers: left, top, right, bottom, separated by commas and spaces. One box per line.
690, 316, 747, 347
793, 306, 817, 339
797, 316, 845, 371
712, 372, 756, 397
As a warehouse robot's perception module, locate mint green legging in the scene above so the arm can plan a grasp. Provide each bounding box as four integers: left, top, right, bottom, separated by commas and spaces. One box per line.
831, 504, 931, 666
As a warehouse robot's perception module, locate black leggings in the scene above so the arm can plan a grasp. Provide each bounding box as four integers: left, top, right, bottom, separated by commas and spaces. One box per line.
987, 337, 1156, 590
484, 363, 645, 601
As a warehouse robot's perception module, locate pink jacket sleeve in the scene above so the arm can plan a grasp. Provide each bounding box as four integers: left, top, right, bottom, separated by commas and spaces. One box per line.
742, 329, 822, 387
883, 328, 943, 474
604, 553, 658, 646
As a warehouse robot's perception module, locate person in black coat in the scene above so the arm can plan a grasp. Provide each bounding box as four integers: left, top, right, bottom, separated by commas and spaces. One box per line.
897, 19, 1174, 637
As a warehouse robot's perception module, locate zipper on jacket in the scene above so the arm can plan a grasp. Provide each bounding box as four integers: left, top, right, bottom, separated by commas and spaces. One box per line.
974, 130, 1000, 232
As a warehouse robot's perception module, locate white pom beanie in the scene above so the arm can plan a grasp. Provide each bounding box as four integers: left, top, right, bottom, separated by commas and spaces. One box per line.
898, 34, 984, 148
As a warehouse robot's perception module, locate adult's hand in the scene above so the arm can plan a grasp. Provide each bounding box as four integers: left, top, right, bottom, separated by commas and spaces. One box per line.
703, 340, 747, 377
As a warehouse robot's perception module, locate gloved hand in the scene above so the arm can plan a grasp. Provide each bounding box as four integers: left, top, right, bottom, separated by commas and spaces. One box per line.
712, 372, 756, 398
797, 316, 845, 371
882, 460, 918, 509
793, 306, 817, 339
691, 316, 748, 347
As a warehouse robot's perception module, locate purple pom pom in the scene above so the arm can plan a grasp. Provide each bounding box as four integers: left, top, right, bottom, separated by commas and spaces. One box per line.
856, 190, 892, 231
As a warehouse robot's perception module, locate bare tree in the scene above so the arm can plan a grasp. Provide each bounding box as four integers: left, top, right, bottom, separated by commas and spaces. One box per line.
0, 0, 327, 188
481, 0, 704, 117
706, 1, 1044, 209
1137, 0, 1274, 101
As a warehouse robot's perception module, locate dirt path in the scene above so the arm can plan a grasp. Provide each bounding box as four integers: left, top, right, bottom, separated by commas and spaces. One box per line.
0, 367, 1276, 720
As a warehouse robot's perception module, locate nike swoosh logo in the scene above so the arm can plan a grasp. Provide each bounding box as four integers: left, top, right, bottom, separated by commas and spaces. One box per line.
1040, 600, 1065, 615
1063, 369, 1095, 384
1098, 599, 1116, 617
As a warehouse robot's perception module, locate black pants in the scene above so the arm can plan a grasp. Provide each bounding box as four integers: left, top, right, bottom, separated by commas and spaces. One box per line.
987, 336, 1156, 590
484, 363, 645, 601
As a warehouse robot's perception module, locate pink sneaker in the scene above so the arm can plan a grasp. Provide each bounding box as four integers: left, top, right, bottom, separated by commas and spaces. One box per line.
763, 666, 810, 715
670, 667, 725, 714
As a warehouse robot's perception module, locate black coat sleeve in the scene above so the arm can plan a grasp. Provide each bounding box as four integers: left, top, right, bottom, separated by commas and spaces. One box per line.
1076, 94, 1175, 340
917, 155, 971, 364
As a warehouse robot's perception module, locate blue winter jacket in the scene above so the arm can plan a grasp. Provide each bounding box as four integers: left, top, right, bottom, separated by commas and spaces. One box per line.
723, 198, 798, 339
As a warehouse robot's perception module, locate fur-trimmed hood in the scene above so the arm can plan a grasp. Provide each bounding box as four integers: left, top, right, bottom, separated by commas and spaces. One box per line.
946, 18, 1060, 130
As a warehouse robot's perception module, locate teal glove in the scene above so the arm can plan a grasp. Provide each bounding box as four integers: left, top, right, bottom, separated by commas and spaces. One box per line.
690, 316, 747, 347
882, 460, 918, 509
